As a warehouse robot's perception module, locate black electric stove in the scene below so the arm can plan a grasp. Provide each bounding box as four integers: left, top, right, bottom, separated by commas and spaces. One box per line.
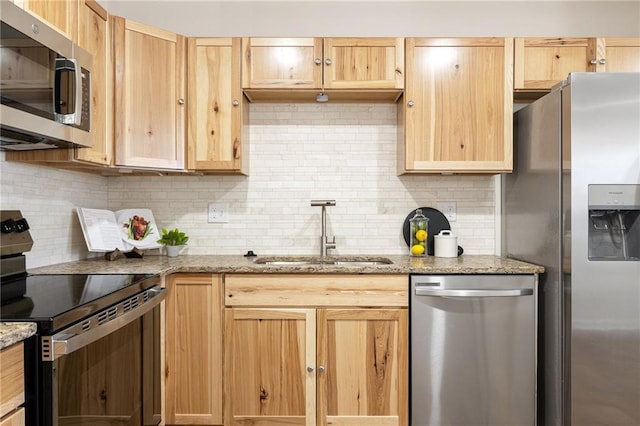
0, 210, 165, 426
0, 272, 160, 333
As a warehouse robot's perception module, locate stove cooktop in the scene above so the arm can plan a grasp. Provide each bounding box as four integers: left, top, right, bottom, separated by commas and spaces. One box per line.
0, 273, 159, 333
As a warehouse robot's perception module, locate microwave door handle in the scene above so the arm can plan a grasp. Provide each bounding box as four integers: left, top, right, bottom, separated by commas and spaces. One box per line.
414, 288, 533, 297
43, 287, 167, 361
69, 58, 82, 126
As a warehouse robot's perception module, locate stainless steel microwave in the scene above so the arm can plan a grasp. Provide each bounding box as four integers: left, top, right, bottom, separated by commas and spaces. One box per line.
0, 0, 92, 151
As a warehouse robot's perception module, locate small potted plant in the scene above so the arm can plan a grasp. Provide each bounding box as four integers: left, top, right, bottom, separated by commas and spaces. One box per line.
157, 227, 189, 257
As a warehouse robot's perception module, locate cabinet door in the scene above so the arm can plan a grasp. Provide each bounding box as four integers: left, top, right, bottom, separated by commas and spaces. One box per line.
596, 37, 640, 72
75, 0, 112, 165
317, 309, 408, 426
19, 0, 78, 40
0, 408, 24, 426
165, 274, 223, 425
0, 343, 24, 420
514, 38, 593, 91
402, 38, 513, 174
187, 38, 248, 173
113, 17, 186, 170
224, 308, 316, 426
323, 38, 404, 90
242, 37, 322, 90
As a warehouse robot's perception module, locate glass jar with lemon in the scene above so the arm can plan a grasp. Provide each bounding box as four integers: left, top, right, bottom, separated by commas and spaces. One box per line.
409, 208, 429, 256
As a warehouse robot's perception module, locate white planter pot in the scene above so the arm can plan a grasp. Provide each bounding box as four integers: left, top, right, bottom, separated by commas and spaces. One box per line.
165, 245, 183, 257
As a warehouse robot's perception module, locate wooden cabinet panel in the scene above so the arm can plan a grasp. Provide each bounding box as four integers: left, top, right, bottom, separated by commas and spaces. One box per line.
242, 37, 322, 90
597, 37, 640, 72
187, 38, 248, 173
18, 0, 78, 40
57, 319, 142, 423
113, 17, 186, 170
243, 37, 404, 102
0, 343, 24, 420
0, 408, 25, 426
402, 38, 513, 174
225, 274, 408, 307
165, 274, 223, 425
75, 0, 112, 165
318, 309, 408, 426
323, 38, 404, 90
224, 274, 409, 426
514, 38, 592, 90
224, 308, 316, 426
514, 37, 640, 93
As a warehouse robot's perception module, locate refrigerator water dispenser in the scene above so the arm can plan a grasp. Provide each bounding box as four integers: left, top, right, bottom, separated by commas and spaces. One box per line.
588, 184, 640, 261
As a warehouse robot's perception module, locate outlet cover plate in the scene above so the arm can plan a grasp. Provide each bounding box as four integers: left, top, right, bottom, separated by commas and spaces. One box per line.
208, 203, 229, 223
436, 202, 457, 222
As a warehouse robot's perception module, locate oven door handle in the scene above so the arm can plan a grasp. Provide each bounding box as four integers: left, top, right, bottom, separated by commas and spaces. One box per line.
43, 287, 166, 361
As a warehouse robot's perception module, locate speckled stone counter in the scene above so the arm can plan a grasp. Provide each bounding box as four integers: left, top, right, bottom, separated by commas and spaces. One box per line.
0, 322, 36, 350
27, 254, 544, 275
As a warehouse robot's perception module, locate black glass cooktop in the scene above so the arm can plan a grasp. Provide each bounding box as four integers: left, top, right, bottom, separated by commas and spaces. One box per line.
0, 273, 159, 333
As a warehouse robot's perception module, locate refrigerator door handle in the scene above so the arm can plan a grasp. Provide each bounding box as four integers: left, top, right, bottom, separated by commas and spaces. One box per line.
414, 288, 533, 297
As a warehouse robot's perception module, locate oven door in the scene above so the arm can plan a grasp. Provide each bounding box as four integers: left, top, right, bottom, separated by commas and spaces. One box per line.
36, 287, 165, 426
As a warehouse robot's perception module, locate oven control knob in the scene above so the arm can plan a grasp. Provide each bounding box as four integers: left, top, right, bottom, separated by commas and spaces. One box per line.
15, 218, 30, 233
1, 219, 16, 234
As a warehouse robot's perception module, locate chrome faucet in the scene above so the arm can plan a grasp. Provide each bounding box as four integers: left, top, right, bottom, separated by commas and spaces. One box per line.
311, 200, 336, 256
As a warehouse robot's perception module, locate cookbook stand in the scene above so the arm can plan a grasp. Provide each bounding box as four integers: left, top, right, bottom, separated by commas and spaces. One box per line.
104, 247, 144, 261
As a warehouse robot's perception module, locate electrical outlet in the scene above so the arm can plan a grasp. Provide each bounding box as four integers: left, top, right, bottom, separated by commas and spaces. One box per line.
436, 202, 457, 222
208, 203, 229, 223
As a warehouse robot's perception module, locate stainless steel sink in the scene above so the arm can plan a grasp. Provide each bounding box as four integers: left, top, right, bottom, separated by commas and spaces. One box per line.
254, 256, 393, 266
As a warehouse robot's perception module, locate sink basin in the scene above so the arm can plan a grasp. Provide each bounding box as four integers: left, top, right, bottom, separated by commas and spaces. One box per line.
254, 256, 393, 267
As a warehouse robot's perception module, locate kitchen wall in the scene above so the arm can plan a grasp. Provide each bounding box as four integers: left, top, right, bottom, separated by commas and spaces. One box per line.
101, 1, 640, 38
2, 0, 637, 267
0, 157, 108, 267
109, 104, 497, 257
2, 104, 494, 268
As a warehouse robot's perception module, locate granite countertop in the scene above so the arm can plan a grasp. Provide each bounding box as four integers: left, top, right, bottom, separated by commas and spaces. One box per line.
27, 254, 544, 275
0, 322, 36, 350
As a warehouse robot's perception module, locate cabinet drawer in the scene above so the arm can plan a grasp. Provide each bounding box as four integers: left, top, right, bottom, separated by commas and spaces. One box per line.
225, 274, 408, 307
0, 343, 24, 420
0, 408, 25, 426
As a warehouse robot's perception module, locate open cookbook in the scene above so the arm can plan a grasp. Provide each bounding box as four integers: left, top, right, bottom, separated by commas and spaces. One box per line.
77, 207, 162, 252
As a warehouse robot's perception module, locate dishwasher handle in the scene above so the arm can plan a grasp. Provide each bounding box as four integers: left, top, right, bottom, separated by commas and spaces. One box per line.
414, 288, 533, 297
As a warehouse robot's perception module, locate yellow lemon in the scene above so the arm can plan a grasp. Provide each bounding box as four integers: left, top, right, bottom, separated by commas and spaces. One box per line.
411, 244, 425, 255
416, 230, 427, 242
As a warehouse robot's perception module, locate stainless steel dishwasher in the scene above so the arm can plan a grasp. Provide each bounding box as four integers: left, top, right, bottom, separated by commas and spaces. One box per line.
410, 274, 537, 426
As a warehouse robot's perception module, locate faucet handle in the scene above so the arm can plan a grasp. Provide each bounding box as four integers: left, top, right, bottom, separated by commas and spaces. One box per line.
311, 200, 336, 207
327, 236, 337, 250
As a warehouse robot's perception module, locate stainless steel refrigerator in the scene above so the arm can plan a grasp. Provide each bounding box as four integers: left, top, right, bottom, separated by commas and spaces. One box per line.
503, 72, 640, 426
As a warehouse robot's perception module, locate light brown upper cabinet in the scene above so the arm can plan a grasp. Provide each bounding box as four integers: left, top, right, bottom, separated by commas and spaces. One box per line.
242, 37, 322, 90
187, 38, 248, 174
113, 17, 186, 170
75, 0, 112, 166
242, 37, 404, 102
18, 0, 78, 40
4, 0, 112, 169
400, 38, 513, 174
514, 37, 640, 92
595, 37, 640, 72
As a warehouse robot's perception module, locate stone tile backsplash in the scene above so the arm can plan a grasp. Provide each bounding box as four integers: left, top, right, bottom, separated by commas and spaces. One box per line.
1, 103, 497, 267
111, 104, 497, 257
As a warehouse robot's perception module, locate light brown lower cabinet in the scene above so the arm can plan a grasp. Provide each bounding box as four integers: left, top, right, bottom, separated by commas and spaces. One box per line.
0, 408, 24, 426
165, 274, 223, 425
0, 342, 25, 425
224, 274, 408, 426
